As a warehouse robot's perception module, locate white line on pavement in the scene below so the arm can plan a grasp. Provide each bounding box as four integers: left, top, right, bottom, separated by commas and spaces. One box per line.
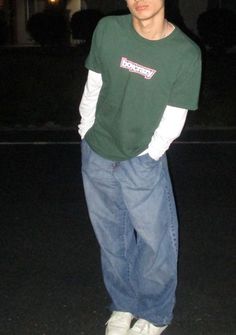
0, 141, 236, 145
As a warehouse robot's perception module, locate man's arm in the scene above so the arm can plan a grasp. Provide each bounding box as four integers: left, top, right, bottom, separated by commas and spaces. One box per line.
78, 70, 102, 139
147, 105, 187, 160
79, 71, 187, 159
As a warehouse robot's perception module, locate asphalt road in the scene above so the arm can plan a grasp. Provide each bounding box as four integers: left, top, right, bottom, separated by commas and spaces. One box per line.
0, 132, 235, 335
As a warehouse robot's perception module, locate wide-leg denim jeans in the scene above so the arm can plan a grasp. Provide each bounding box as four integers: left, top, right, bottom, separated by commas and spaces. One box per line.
81, 140, 178, 326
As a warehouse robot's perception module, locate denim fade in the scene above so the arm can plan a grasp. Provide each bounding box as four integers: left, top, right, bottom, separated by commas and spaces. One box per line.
81, 140, 178, 326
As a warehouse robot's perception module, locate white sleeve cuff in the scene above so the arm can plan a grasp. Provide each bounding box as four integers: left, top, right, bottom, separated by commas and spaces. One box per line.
148, 105, 188, 160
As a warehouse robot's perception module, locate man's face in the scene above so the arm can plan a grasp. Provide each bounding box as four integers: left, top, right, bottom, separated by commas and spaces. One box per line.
126, 0, 165, 22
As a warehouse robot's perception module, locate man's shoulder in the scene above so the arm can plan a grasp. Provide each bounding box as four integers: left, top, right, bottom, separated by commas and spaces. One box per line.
173, 27, 201, 59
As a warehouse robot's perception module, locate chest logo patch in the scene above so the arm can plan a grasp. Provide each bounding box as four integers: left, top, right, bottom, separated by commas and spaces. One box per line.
120, 57, 156, 80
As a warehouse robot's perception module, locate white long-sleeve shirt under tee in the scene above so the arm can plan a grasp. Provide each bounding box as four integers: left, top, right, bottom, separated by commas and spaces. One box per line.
79, 70, 188, 161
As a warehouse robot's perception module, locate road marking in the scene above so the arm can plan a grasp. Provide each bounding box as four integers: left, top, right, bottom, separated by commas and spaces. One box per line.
176, 141, 236, 144
0, 142, 80, 145
0, 141, 236, 145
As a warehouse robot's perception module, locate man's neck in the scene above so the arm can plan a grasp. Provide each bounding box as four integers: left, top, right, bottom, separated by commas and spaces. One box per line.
132, 14, 168, 41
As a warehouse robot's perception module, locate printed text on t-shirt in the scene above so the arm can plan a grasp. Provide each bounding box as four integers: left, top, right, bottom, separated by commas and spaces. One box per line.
120, 57, 157, 80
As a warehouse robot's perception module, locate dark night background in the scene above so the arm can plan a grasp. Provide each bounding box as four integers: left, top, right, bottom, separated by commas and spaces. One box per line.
0, 1, 235, 334
0, 0, 236, 129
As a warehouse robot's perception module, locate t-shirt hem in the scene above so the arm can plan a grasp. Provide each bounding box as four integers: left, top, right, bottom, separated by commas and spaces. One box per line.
168, 102, 198, 111
85, 62, 101, 74
85, 136, 149, 162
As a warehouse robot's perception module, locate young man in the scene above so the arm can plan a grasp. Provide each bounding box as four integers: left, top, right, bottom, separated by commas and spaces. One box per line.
79, 1, 201, 334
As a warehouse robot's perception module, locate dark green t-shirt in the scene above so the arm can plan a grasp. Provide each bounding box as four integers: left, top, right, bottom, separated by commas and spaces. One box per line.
85, 15, 201, 161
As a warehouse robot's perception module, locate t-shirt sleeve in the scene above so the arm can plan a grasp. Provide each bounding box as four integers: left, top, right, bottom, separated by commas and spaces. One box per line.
168, 51, 202, 110
85, 19, 106, 74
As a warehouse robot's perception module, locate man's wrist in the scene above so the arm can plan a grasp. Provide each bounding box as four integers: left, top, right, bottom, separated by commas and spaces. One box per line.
148, 150, 162, 161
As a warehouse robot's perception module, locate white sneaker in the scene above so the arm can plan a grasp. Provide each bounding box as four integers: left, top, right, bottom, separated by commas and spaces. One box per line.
105, 311, 134, 335
127, 319, 167, 335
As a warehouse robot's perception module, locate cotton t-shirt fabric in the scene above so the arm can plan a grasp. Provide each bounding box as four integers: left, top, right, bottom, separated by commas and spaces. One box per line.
85, 15, 201, 161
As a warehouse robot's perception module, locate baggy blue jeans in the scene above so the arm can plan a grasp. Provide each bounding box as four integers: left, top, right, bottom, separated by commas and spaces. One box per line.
81, 140, 178, 326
